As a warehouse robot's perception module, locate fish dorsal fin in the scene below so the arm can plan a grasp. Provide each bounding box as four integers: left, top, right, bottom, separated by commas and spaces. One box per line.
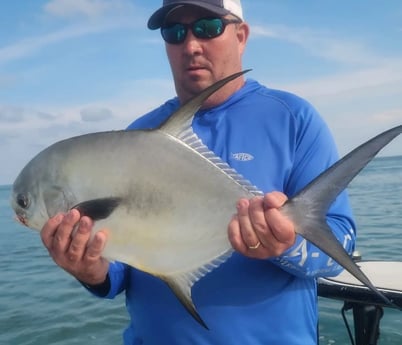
160, 70, 261, 196
159, 70, 251, 137
161, 250, 233, 329
178, 128, 263, 196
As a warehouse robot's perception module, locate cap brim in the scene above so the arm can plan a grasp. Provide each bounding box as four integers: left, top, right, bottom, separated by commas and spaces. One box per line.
147, 2, 230, 30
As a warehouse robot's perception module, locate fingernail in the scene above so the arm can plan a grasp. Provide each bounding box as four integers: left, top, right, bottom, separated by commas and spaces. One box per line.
54, 213, 64, 223
237, 199, 248, 209
79, 217, 89, 229
65, 210, 74, 221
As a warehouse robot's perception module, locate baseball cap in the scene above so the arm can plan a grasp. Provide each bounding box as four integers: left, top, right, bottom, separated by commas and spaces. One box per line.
147, 0, 244, 30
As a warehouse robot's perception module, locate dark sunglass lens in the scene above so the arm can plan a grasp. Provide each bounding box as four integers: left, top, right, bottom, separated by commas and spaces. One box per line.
161, 23, 187, 44
193, 18, 224, 38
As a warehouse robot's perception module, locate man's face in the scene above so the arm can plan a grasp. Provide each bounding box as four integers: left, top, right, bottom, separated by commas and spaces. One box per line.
164, 6, 249, 104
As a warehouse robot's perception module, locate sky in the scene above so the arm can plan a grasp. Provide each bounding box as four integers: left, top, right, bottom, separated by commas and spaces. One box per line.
1, 0, 402, 185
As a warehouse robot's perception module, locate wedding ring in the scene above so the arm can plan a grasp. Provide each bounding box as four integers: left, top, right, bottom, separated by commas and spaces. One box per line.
248, 241, 261, 250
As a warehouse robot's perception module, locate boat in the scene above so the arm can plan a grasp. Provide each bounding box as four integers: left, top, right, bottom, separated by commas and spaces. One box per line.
317, 252, 402, 345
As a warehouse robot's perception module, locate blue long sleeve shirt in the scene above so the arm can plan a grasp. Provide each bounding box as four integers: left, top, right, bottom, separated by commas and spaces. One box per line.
94, 79, 356, 345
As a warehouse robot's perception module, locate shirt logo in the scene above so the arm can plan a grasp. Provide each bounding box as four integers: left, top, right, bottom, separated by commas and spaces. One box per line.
231, 152, 254, 162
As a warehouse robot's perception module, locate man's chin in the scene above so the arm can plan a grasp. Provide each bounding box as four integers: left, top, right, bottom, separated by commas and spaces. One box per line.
184, 78, 212, 94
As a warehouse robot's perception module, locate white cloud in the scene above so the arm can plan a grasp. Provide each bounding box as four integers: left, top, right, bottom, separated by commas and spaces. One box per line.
0, 106, 24, 123
251, 24, 382, 66
0, 0, 144, 66
44, 0, 139, 20
251, 23, 402, 158
372, 109, 402, 124
0, 105, 57, 124
252, 23, 402, 123
0, 74, 17, 89
274, 66, 402, 156
45, 0, 115, 19
272, 59, 402, 99
0, 76, 175, 183
81, 107, 114, 122
0, 22, 128, 65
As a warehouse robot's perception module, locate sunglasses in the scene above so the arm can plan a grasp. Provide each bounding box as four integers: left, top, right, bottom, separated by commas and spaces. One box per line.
161, 17, 241, 44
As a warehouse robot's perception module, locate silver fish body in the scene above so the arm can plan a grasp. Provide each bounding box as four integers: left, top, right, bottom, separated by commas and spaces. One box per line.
13, 129, 253, 273
11, 71, 402, 327
11, 72, 259, 327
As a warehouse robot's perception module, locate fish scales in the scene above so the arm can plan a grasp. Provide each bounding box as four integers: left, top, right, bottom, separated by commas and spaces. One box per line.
18, 129, 253, 274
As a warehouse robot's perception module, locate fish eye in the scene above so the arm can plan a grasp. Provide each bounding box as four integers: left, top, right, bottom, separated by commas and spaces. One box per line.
16, 194, 30, 209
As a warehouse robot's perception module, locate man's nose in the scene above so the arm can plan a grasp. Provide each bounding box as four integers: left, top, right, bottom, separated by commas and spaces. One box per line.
182, 31, 203, 55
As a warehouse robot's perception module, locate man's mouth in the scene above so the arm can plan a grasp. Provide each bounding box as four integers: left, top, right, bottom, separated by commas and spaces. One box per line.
187, 65, 205, 71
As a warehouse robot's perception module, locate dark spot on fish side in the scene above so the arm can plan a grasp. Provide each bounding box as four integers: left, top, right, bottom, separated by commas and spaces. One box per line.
73, 197, 122, 220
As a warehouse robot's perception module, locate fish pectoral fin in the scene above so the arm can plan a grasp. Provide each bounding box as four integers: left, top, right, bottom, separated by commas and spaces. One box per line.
73, 197, 122, 221
161, 273, 209, 329
43, 185, 75, 218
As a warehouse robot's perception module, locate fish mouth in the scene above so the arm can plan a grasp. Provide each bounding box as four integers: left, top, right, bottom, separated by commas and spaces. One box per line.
15, 214, 28, 227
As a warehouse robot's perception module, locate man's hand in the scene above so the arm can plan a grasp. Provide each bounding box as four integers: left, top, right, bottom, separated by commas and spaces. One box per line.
228, 191, 296, 259
41, 209, 109, 285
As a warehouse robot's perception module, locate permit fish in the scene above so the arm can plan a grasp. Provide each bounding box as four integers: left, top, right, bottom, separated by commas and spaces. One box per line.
11, 70, 402, 328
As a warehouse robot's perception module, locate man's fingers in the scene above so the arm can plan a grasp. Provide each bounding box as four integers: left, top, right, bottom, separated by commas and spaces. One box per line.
228, 214, 247, 253
228, 192, 297, 259
262, 192, 294, 245
264, 208, 295, 245
84, 230, 108, 263
236, 198, 262, 249
264, 191, 288, 209
67, 216, 93, 262
51, 209, 81, 253
39, 210, 110, 285
41, 213, 64, 249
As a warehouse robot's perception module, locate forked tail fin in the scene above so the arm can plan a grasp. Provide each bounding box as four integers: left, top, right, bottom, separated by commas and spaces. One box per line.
283, 125, 402, 308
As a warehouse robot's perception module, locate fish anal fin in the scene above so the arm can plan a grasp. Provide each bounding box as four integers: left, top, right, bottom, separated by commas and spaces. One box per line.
162, 273, 209, 329
73, 197, 122, 221
160, 252, 234, 329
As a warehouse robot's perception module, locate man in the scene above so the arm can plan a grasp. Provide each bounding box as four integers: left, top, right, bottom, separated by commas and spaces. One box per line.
41, 1, 356, 344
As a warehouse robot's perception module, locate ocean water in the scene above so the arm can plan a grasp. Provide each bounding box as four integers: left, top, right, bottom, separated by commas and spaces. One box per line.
1, 156, 401, 345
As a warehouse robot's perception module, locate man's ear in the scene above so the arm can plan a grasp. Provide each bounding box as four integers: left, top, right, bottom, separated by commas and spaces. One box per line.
237, 22, 250, 55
